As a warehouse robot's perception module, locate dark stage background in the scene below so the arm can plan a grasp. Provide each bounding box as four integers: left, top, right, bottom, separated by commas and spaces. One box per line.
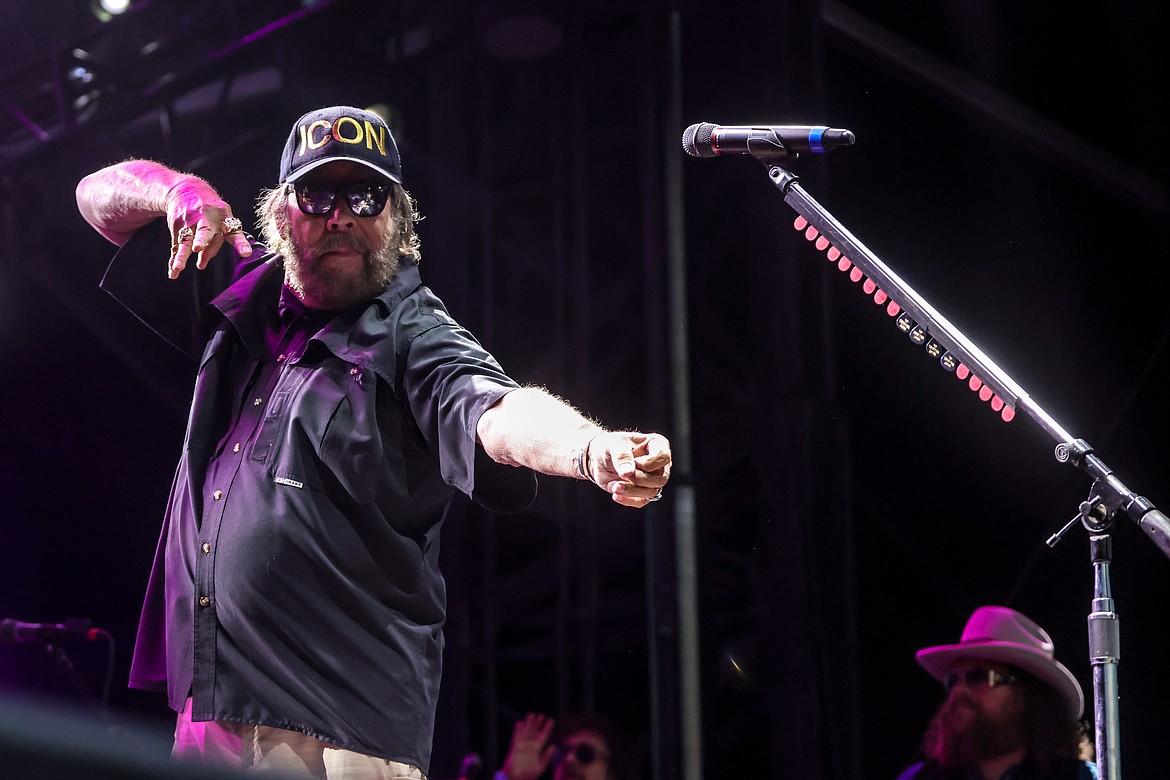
1, 1, 1167, 778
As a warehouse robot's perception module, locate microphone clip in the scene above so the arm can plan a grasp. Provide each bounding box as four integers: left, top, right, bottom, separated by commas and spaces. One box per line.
746, 134, 795, 163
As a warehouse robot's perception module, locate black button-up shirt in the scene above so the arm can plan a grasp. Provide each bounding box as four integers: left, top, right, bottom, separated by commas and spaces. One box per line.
101, 222, 537, 771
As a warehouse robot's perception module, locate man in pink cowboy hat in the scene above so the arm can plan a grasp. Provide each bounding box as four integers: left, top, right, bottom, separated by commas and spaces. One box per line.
896, 606, 1097, 780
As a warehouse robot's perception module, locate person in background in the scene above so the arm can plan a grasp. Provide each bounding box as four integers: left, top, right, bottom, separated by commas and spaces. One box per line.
896, 605, 1096, 780
498, 711, 637, 780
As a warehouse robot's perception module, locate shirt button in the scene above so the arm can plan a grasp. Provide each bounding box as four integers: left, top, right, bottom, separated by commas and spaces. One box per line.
253, 397, 263, 406
277, 354, 286, 363
201, 542, 211, 554
213, 490, 223, 500
199, 595, 210, 607
233, 443, 241, 453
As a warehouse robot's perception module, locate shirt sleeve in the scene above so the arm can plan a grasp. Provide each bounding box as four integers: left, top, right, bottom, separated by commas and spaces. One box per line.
402, 306, 538, 514
99, 218, 265, 360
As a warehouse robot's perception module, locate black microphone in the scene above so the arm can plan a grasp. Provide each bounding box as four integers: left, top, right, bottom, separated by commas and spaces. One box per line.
682, 122, 855, 159
0, 617, 100, 644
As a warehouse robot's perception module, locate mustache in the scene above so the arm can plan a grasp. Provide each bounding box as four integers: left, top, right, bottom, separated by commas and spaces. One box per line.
941, 691, 980, 714
311, 233, 372, 256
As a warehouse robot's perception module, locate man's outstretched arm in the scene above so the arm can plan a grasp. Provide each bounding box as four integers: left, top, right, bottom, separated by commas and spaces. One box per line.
476, 386, 671, 508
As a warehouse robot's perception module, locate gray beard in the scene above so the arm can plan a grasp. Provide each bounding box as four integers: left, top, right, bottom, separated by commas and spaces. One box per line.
284, 231, 399, 310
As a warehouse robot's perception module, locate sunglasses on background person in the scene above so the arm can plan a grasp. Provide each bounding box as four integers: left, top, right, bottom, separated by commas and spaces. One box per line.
294, 182, 392, 217
555, 741, 609, 766
943, 666, 1018, 694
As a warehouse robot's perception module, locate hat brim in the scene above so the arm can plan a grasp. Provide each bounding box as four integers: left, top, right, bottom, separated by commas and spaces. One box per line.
917, 640, 1084, 721
285, 156, 401, 184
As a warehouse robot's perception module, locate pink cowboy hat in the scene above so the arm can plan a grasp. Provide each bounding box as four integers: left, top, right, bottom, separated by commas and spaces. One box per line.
916, 605, 1084, 720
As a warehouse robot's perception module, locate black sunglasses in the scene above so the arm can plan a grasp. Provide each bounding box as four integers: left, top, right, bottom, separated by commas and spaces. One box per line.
294, 182, 392, 217
556, 741, 608, 766
943, 666, 1017, 694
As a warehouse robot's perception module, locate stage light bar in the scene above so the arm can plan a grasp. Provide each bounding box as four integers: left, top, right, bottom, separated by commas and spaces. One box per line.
791, 214, 1016, 422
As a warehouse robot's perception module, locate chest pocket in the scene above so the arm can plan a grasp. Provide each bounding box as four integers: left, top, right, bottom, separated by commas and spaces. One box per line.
249, 361, 384, 503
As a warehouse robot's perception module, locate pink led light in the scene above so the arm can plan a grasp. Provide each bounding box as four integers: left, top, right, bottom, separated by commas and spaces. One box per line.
794, 216, 808, 230
968, 375, 982, 392
863, 279, 877, 294
979, 386, 993, 402
838, 257, 852, 272
874, 290, 888, 305
849, 267, 864, 282
886, 301, 901, 317
990, 396, 1005, 411
1001, 406, 1016, 422
805, 225, 819, 241
827, 246, 840, 261
956, 364, 970, 380
815, 236, 830, 251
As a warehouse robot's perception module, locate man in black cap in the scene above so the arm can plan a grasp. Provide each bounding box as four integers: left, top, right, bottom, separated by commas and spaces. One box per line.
896, 606, 1096, 780
75, 105, 671, 779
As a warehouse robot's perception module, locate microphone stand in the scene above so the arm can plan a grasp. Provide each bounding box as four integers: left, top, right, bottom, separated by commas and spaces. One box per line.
43, 641, 108, 715
37, 625, 138, 745
744, 137, 1170, 780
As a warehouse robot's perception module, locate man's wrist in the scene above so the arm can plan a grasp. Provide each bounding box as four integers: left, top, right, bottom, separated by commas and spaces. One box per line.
572, 429, 604, 483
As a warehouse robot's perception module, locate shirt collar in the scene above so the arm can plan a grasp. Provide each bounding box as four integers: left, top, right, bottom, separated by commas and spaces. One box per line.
278, 282, 311, 322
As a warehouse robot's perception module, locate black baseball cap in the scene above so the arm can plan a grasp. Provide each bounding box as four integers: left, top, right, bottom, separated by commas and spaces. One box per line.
279, 105, 403, 185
